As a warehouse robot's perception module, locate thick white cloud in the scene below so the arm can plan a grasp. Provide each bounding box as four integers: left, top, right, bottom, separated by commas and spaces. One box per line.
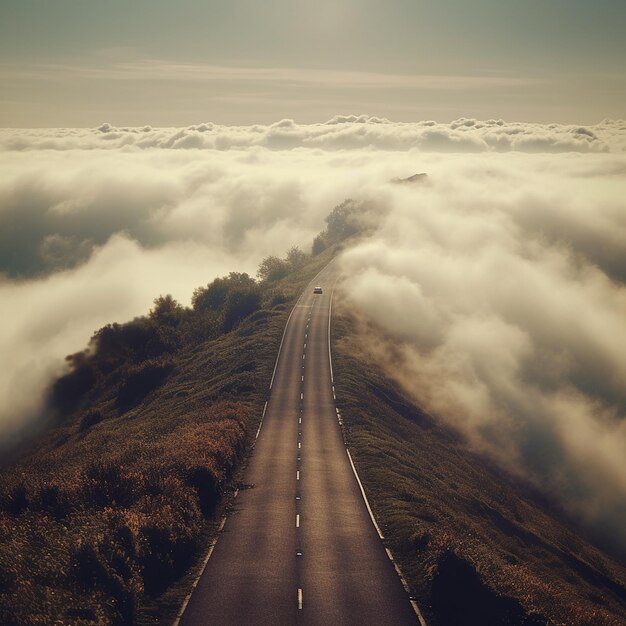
339, 151, 626, 547
2, 117, 625, 153
1, 119, 625, 549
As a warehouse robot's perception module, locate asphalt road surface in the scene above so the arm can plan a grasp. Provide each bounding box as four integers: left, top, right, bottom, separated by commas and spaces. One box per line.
180, 265, 418, 625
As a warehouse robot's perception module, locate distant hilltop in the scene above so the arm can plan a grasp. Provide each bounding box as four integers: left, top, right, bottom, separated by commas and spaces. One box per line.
390, 172, 428, 184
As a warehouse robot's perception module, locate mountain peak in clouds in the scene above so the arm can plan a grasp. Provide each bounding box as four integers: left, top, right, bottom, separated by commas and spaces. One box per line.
390, 172, 428, 185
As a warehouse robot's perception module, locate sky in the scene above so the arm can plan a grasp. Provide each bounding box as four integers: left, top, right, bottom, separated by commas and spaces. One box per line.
1, 0, 625, 126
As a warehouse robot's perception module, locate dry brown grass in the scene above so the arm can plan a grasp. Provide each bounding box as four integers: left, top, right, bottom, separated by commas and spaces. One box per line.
0, 245, 336, 625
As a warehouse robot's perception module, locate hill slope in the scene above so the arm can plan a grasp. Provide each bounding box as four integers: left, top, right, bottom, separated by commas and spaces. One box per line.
0, 245, 335, 625
332, 307, 626, 626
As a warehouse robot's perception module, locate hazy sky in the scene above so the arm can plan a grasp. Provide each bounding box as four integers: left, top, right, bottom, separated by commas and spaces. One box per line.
1, 0, 625, 126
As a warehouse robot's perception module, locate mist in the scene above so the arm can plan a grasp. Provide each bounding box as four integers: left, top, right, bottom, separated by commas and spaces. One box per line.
1, 117, 625, 549
339, 149, 626, 550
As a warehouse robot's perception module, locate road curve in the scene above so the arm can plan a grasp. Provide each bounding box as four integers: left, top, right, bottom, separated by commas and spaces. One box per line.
179, 265, 418, 625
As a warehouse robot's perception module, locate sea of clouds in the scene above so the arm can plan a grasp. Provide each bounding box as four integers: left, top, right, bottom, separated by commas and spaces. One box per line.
1, 116, 625, 548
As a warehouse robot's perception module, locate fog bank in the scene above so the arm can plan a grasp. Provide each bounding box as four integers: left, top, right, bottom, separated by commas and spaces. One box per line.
1, 118, 625, 549
339, 151, 626, 548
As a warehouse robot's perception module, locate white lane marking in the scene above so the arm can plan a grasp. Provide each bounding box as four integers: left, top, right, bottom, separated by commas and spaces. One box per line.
299, 417, 302, 424
305, 333, 307, 339
298, 442, 301, 449
300, 392, 304, 400
394, 561, 411, 593
301, 375, 304, 382
302, 354, 306, 360
296, 514, 300, 527
255, 401, 269, 440
298, 588, 303, 610
328, 287, 334, 384
411, 601, 428, 626
346, 449, 384, 540
296, 470, 300, 480
303, 343, 306, 349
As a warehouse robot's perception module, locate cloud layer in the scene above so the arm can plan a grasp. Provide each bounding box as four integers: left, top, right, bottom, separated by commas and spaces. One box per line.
2, 116, 625, 153
1, 118, 626, 550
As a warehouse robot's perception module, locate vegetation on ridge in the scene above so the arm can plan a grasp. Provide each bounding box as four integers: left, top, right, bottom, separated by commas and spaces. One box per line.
0, 227, 339, 625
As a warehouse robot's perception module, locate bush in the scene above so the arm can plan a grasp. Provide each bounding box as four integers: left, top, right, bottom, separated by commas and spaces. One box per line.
222, 288, 261, 331
93, 318, 178, 372
192, 273, 256, 313
50, 354, 97, 412
84, 464, 144, 509
71, 540, 137, 625
79, 409, 104, 432
263, 289, 288, 308
117, 356, 174, 410
149, 295, 185, 328
257, 255, 289, 282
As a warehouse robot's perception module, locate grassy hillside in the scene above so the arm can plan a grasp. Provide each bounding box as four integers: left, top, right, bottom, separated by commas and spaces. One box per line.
0, 243, 336, 625
332, 308, 626, 626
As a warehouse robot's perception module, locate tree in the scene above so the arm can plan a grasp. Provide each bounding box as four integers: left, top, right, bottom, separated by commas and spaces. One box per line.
257, 256, 289, 282
193, 273, 256, 312
312, 233, 328, 256
325, 199, 362, 241
286, 246, 307, 271
150, 295, 185, 327
222, 287, 261, 331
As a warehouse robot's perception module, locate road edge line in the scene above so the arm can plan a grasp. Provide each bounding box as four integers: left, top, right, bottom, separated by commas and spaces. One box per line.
346, 448, 384, 540
330, 284, 428, 626
171, 514, 227, 626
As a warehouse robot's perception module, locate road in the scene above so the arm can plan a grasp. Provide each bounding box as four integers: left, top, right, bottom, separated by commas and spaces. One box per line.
179, 265, 418, 625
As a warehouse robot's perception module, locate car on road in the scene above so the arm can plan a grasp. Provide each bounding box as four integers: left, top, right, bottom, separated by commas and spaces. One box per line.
313, 286, 323, 294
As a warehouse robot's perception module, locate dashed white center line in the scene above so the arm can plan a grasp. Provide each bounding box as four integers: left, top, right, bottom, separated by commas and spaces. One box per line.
296, 514, 300, 528
298, 442, 301, 449
300, 392, 304, 400
299, 417, 302, 424
303, 343, 306, 349
296, 470, 300, 480
302, 354, 306, 360
301, 375, 304, 382
298, 588, 303, 610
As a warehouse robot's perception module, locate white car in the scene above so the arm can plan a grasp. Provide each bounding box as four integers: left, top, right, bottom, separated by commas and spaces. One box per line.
313, 287, 323, 294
